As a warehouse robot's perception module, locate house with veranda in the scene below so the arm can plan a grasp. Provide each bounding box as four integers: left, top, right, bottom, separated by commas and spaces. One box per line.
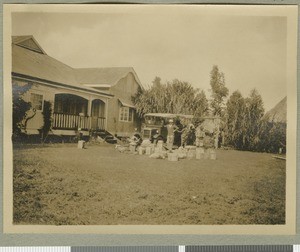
12, 35, 143, 140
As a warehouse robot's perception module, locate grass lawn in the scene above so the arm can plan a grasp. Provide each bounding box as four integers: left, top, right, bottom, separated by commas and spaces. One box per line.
13, 142, 286, 225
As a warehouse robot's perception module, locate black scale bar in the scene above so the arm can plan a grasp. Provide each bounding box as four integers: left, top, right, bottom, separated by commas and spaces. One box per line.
71, 245, 294, 252
186, 245, 293, 252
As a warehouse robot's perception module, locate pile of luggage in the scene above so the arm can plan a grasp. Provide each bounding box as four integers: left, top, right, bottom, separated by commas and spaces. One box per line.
116, 140, 216, 162
115, 129, 217, 161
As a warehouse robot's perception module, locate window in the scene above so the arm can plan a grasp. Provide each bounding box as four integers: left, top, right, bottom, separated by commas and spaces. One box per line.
128, 109, 133, 121
119, 107, 134, 122
30, 93, 43, 111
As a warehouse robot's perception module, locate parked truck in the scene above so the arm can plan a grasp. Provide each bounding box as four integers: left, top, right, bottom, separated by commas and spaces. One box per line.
141, 113, 220, 148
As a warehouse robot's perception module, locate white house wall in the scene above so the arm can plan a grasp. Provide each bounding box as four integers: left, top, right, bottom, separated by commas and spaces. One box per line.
13, 78, 109, 135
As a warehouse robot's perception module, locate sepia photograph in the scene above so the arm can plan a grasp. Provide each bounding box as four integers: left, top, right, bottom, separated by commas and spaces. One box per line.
3, 4, 297, 234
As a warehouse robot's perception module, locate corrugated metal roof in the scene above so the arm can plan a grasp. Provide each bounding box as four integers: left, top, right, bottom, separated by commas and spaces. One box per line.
75, 67, 142, 87
12, 35, 142, 96
12, 44, 80, 87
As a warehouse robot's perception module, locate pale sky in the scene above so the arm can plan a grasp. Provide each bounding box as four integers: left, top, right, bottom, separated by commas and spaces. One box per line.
12, 6, 288, 111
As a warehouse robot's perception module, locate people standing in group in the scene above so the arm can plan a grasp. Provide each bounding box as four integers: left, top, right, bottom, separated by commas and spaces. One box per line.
179, 119, 195, 148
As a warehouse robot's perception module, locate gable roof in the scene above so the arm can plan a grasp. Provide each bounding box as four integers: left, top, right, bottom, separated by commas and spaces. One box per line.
12, 35, 143, 97
13, 36, 32, 44
12, 37, 112, 97
75, 67, 142, 88
13, 44, 79, 86
264, 96, 287, 123
12, 35, 47, 55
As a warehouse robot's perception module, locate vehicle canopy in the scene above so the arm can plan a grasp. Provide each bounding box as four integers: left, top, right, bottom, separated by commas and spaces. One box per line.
144, 113, 193, 119
142, 113, 220, 146
144, 113, 194, 125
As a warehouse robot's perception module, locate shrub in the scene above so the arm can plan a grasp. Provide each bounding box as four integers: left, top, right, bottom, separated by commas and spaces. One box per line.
40, 100, 52, 142
256, 120, 286, 153
12, 82, 32, 139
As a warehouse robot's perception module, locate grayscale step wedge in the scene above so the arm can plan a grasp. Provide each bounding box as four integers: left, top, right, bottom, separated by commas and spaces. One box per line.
72, 247, 178, 252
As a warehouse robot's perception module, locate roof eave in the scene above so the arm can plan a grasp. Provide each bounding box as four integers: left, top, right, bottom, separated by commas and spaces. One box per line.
83, 84, 111, 88
12, 72, 114, 98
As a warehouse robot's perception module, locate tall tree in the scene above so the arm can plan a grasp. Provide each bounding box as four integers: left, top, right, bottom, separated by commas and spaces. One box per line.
152, 76, 162, 87
225, 90, 246, 149
209, 65, 229, 116
244, 89, 265, 150
132, 77, 208, 119
225, 89, 265, 151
